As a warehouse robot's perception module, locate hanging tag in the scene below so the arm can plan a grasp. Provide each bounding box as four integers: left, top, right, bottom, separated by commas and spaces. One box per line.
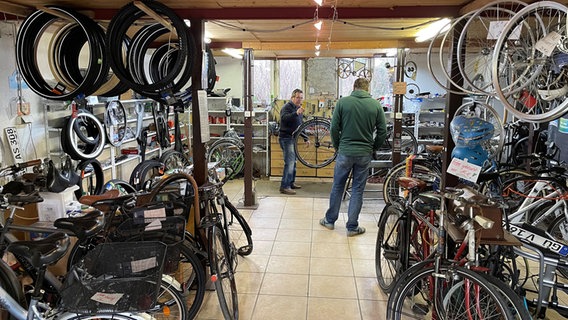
447, 157, 482, 183
536, 31, 562, 57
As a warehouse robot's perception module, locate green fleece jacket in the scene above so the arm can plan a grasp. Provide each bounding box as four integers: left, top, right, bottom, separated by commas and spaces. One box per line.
331, 90, 387, 156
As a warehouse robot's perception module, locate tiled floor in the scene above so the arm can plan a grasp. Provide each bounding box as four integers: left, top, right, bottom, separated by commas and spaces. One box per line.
195, 179, 388, 320
194, 179, 568, 320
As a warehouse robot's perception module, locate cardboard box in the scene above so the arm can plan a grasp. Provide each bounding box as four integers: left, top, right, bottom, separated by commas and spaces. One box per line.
37, 186, 79, 222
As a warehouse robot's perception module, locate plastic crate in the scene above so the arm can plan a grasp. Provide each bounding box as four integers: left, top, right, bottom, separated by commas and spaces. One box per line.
59, 241, 167, 313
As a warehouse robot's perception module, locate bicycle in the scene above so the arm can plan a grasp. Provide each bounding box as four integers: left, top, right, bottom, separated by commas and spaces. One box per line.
0, 195, 187, 320
206, 128, 245, 179
141, 165, 253, 319
337, 58, 372, 81
292, 116, 336, 169
381, 181, 530, 319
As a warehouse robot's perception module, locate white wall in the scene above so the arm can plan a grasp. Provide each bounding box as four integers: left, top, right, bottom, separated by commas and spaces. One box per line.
0, 22, 44, 167
214, 56, 244, 102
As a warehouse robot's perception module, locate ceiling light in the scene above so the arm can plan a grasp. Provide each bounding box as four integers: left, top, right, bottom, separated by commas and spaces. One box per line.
314, 20, 323, 31
315, 44, 321, 50
222, 48, 243, 59
415, 18, 451, 43
314, 0, 323, 5
204, 37, 212, 44
315, 50, 320, 56
184, 19, 190, 27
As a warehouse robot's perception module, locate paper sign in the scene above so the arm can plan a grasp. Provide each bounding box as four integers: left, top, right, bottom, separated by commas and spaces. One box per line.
91, 292, 124, 305
487, 21, 508, 40
143, 207, 167, 219
535, 31, 562, 57
393, 82, 407, 95
198, 90, 210, 142
131, 256, 158, 273
447, 157, 482, 183
145, 219, 162, 231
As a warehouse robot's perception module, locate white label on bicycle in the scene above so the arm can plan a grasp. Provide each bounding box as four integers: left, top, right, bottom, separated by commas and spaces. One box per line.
91, 292, 124, 305
509, 225, 568, 256
145, 219, 162, 231
131, 256, 158, 273
4, 127, 23, 163
536, 31, 562, 57
143, 208, 167, 219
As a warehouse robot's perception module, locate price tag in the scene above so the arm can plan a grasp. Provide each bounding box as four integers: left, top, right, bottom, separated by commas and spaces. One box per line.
535, 31, 562, 56
91, 292, 124, 305
447, 157, 482, 183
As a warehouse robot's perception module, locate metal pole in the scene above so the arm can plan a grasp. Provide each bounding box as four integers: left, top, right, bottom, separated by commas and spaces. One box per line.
242, 48, 256, 207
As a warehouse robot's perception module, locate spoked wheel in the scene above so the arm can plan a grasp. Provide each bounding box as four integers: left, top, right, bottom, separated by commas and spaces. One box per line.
209, 226, 239, 320
160, 149, 192, 173
491, 1, 568, 122
207, 140, 244, 179
376, 203, 404, 293
456, 0, 527, 95
293, 118, 337, 168
375, 127, 418, 162
337, 62, 352, 78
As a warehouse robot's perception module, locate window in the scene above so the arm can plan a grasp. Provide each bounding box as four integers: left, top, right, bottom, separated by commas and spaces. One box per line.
253, 60, 273, 106
371, 57, 396, 109
278, 60, 303, 99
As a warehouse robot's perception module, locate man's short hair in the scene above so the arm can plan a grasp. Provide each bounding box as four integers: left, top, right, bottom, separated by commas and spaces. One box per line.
353, 78, 370, 91
291, 89, 303, 98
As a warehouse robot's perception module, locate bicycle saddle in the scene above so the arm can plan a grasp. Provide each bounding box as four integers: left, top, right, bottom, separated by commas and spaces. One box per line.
46, 159, 80, 193
7, 232, 70, 268
53, 210, 104, 241
397, 177, 427, 191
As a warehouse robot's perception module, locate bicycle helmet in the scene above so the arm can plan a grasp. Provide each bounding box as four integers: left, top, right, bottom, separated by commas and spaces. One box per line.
451, 145, 489, 167
450, 115, 495, 147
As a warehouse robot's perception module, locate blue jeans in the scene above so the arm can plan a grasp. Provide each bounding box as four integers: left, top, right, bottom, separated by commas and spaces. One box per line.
279, 137, 296, 189
325, 153, 372, 230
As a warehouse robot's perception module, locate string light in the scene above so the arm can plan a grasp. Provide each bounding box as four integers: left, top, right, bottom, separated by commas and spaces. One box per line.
314, 20, 323, 30
315, 50, 320, 56
315, 44, 321, 50
314, 0, 323, 5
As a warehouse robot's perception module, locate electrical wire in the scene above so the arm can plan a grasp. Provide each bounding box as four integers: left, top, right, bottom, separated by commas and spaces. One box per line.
336, 18, 444, 30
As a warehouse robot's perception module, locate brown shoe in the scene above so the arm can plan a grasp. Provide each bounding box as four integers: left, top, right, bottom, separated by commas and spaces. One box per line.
279, 188, 296, 195
291, 183, 302, 189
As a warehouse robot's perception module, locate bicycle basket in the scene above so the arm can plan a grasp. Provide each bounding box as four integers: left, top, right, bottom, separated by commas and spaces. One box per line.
59, 241, 167, 313
111, 215, 186, 245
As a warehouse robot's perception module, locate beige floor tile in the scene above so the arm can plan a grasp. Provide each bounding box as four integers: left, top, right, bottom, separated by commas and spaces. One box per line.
259, 273, 309, 296
235, 272, 264, 294
251, 295, 308, 320
195, 291, 225, 320
347, 231, 378, 245
250, 240, 274, 256
307, 297, 361, 320
280, 218, 314, 230
310, 257, 354, 276
250, 228, 278, 241
282, 208, 314, 219
266, 255, 310, 274
237, 255, 269, 273
360, 299, 388, 320
355, 277, 388, 301
350, 243, 375, 260
309, 275, 358, 299
237, 293, 258, 320
276, 228, 313, 242
248, 217, 281, 229
352, 259, 375, 278
311, 229, 349, 244
272, 241, 312, 257
311, 242, 351, 259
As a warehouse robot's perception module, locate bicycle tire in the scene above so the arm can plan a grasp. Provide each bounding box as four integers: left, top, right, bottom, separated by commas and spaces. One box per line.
209, 225, 239, 320
129, 160, 165, 191
387, 265, 514, 320
207, 140, 244, 179
375, 203, 404, 293
150, 278, 188, 320
0, 260, 26, 320
382, 162, 440, 205
293, 118, 337, 169
223, 196, 253, 256
375, 127, 418, 162
159, 150, 191, 173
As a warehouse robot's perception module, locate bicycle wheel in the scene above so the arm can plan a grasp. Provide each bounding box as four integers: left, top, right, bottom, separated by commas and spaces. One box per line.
293, 118, 337, 168
491, 1, 568, 122
223, 196, 253, 256
129, 160, 165, 191
376, 203, 404, 293
375, 128, 418, 162
382, 162, 440, 205
148, 278, 188, 320
160, 150, 191, 173
207, 140, 244, 179
209, 225, 239, 320
387, 265, 514, 320
0, 261, 26, 320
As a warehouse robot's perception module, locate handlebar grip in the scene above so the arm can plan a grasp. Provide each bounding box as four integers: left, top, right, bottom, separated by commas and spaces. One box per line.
18, 159, 42, 168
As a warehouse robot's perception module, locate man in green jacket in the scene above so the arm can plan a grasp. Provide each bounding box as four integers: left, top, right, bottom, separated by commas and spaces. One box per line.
320, 78, 387, 236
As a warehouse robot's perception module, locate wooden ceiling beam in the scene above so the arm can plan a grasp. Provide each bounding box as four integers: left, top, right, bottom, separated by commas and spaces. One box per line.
92, 6, 462, 20
241, 40, 421, 51
0, 1, 33, 17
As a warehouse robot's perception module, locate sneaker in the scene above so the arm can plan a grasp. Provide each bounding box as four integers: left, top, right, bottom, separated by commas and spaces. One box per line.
280, 188, 296, 195
347, 226, 366, 237
291, 183, 302, 189
319, 218, 334, 230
